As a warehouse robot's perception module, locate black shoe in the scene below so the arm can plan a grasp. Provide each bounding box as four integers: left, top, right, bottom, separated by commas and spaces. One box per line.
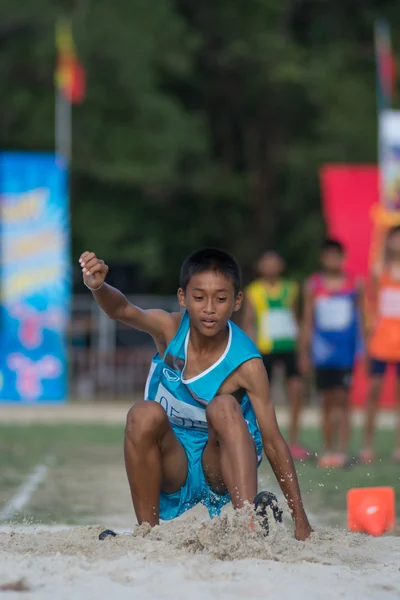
99, 529, 117, 541
254, 491, 283, 534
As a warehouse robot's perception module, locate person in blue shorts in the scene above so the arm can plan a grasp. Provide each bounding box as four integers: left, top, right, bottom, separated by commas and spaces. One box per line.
79, 247, 312, 540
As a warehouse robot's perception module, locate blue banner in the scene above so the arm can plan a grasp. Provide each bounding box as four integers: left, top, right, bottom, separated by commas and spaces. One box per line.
0, 152, 70, 403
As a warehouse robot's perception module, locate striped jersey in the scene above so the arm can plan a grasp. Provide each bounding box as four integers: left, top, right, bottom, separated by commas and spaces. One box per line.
245, 278, 299, 354
309, 273, 359, 368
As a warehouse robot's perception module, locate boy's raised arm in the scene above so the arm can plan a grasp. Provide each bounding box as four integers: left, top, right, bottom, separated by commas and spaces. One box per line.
237, 358, 312, 541
79, 251, 180, 343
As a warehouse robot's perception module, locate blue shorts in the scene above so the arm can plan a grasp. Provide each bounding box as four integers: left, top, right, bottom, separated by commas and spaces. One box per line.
369, 359, 400, 376
159, 425, 262, 521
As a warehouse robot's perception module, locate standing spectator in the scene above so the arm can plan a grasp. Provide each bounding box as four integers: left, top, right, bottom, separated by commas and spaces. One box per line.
299, 239, 363, 468
243, 250, 310, 461
362, 226, 400, 464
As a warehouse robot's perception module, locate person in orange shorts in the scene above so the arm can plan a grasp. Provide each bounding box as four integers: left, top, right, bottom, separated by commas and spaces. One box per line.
362, 225, 400, 464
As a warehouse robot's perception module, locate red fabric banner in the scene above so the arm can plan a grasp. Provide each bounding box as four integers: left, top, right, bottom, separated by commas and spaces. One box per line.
320, 164, 395, 408
320, 165, 379, 277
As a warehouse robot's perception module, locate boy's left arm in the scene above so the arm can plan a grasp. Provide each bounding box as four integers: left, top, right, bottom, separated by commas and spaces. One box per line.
237, 357, 312, 541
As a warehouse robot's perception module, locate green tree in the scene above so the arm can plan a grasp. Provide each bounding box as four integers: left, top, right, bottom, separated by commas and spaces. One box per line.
2, 0, 400, 291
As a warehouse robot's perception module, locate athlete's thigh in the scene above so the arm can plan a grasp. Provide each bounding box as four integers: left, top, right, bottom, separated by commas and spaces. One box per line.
158, 421, 188, 494
202, 422, 257, 495
201, 424, 228, 495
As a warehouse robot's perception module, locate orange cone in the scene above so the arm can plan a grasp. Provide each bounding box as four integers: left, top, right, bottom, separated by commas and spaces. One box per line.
347, 487, 396, 536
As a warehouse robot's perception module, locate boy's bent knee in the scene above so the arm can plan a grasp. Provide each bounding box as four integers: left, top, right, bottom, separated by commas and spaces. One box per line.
125, 401, 168, 441
206, 394, 241, 427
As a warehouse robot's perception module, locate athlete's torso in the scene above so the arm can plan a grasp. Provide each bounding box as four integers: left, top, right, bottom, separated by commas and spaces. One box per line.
245, 278, 298, 354
144, 312, 262, 448
369, 267, 400, 361
310, 272, 359, 368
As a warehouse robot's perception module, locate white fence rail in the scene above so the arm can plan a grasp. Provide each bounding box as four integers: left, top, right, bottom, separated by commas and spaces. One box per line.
69, 294, 179, 400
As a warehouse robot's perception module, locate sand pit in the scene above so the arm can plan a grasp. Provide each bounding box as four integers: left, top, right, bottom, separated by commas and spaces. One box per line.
1, 416, 399, 598
1, 507, 399, 600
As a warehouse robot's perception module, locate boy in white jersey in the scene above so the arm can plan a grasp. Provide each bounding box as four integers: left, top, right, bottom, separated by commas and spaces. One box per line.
79, 248, 312, 541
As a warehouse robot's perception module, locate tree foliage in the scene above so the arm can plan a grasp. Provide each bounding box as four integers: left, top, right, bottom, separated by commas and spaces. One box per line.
2, 0, 400, 291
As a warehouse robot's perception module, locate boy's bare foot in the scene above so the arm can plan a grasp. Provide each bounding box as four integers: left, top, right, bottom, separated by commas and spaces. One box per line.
289, 443, 313, 461
359, 448, 375, 464
317, 453, 347, 469
392, 448, 400, 463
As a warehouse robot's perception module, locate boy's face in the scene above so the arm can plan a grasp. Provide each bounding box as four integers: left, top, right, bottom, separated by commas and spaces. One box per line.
387, 231, 400, 255
258, 253, 284, 279
178, 270, 242, 337
320, 248, 344, 273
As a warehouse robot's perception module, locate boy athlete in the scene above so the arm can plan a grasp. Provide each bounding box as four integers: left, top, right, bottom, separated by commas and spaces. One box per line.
362, 226, 400, 463
80, 248, 312, 540
299, 239, 362, 468
243, 250, 309, 461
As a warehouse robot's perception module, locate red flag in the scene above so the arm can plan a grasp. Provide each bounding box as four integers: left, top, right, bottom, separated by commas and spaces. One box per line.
320, 165, 379, 277
55, 19, 86, 104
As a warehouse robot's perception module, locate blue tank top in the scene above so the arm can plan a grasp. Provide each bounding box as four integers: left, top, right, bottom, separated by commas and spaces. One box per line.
144, 312, 262, 449
310, 273, 359, 368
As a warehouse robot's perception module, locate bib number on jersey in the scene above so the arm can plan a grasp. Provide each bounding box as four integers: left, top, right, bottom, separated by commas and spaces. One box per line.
315, 297, 353, 331
379, 288, 400, 318
154, 383, 207, 430
261, 308, 298, 340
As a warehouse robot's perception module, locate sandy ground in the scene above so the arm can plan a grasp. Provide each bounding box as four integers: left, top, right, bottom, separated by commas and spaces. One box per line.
1, 467, 399, 600
1, 403, 399, 599
1, 510, 399, 600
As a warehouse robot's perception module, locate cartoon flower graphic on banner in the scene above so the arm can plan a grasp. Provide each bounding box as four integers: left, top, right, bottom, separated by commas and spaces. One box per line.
9, 304, 66, 350
7, 353, 63, 402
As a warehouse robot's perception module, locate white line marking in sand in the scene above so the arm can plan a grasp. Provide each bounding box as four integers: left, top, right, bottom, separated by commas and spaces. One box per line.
0, 463, 49, 521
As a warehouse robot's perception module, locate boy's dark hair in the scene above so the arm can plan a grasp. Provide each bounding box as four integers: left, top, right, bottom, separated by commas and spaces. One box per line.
180, 248, 241, 295
321, 238, 345, 254
259, 248, 282, 259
